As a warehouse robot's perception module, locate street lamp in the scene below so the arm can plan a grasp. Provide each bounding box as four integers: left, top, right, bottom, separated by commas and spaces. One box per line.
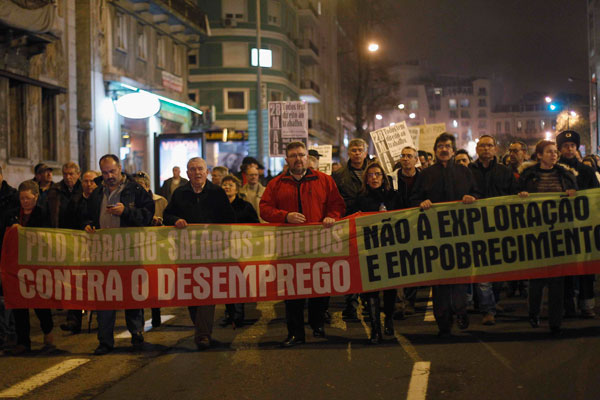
545, 96, 552, 103
368, 43, 379, 52
397, 103, 405, 109
409, 112, 416, 119
375, 114, 383, 120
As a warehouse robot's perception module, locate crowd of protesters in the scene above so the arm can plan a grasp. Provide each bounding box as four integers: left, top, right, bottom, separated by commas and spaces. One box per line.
0, 129, 597, 355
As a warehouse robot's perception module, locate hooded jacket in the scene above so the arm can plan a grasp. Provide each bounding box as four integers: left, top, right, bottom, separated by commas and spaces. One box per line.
517, 161, 578, 193
260, 168, 345, 223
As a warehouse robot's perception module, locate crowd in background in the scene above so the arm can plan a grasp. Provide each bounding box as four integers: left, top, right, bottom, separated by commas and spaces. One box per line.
0, 129, 597, 354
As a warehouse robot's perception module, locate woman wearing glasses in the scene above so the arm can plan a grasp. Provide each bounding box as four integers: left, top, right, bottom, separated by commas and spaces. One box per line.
355, 161, 403, 344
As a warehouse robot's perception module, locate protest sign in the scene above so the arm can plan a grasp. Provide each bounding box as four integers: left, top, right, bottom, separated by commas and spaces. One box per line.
268, 101, 308, 157
416, 123, 446, 153
370, 121, 417, 174
310, 145, 333, 175
3, 190, 600, 309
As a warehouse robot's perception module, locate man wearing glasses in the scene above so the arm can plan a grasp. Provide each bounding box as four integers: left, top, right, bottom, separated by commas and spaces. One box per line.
410, 132, 480, 337
260, 141, 345, 347
469, 135, 517, 326
508, 141, 528, 179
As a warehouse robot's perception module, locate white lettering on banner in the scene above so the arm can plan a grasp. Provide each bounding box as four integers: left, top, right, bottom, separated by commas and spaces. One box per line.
105, 270, 123, 301
25, 231, 67, 263
131, 269, 149, 301
166, 230, 254, 261
263, 225, 344, 257
73, 232, 157, 263
177, 267, 192, 300
18, 269, 35, 299
157, 269, 175, 300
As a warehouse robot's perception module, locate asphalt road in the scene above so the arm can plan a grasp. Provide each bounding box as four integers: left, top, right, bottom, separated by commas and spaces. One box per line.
1, 288, 600, 400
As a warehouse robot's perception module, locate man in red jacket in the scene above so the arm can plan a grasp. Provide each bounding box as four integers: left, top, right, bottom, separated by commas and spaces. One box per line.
260, 141, 345, 347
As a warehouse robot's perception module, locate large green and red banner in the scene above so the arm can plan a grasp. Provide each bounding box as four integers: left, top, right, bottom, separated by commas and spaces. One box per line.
2, 190, 600, 310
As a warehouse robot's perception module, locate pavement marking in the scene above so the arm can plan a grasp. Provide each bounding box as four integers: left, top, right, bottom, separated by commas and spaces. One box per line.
395, 332, 423, 363
115, 314, 175, 339
357, 300, 371, 337
329, 311, 347, 331
0, 358, 90, 398
476, 339, 514, 372
347, 342, 352, 362
231, 301, 277, 366
424, 288, 435, 322
406, 361, 431, 400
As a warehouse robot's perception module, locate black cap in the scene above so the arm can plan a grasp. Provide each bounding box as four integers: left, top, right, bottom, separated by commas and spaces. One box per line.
556, 130, 580, 148
34, 163, 52, 175
308, 149, 321, 159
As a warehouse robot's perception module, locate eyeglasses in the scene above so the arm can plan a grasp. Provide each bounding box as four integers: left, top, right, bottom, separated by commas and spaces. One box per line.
367, 172, 383, 178
287, 153, 306, 159
400, 154, 414, 159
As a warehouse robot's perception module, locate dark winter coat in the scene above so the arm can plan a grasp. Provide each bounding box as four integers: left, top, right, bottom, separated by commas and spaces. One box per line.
558, 156, 599, 190
517, 162, 578, 193
159, 177, 189, 203
231, 196, 259, 223
332, 158, 369, 216
355, 186, 402, 213
47, 179, 83, 229
409, 162, 480, 206
82, 174, 154, 229
468, 157, 517, 198
0, 181, 18, 213
163, 180, 236, 225
396, 169, 420, 209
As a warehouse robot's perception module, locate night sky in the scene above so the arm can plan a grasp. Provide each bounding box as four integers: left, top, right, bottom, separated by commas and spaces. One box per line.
382, 0, 588, 104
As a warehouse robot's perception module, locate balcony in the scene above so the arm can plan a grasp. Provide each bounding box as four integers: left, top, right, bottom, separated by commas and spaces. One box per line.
297, 0, 319, 27
300, 79, 320, 103
297, 38, 319, 65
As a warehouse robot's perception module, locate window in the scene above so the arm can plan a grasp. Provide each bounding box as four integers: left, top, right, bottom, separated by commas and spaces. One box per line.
460, 98, 470, 108
460, 110, 470, 118
9, 81, 26, 159
496, 121, 502, 134
222, 42, 249, 67
268, 0, 281, 26
157, 35, 166, 69
448, 99, 457, 109
526, 119, 536, 133
478, 87, 487, 96
188, 90, 199, 103
462, 120, 470, 127
516, 120, 522, 132
223, 0, 245, 20
42, 89, 58, 162
271, 45, 282, 70
449, 110, 458, 118
115, 11, 127, 51
410, 100, 418, 110
478, 120, 487, 129
136, 23, 147, 60
224, 88, 249, 113
270, 90, 282, 101
407, 88, 418, 98
173, 45, 183, 76
505, 121, 510, 133
188, 51, 198, 67
478, 109, 487, 118
478, 98, 487, 107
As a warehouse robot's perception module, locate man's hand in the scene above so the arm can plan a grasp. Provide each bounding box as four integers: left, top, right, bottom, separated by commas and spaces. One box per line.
566, 189, 576, 197
106, 202, 125, 216
174, 219, 188, 229
462, 195, 476, 204
84, 225, 96, 233
286, 212, 306, 224
419, 200, 433, 210
322, 217, 335, 228
518, 191, 529, 198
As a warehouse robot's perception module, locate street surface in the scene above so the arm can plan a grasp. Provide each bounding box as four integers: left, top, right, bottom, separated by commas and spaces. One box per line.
1, 287, 600, 400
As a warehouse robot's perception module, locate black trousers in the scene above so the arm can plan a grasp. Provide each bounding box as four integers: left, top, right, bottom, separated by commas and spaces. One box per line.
285, 297, 328, 339
529, 277, 564, 328
366, 289, 397, 318
432, 284, 468, 332
66, 309, 82, 328
13, 308, 53, 348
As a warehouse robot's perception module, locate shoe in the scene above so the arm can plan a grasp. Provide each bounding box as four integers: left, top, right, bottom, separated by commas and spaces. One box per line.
342, 307, 357, 321
131, 333, 144, 351
195, 336, 211, 351
369, 329, 382, 344
313, 327, 325, 338
529, 314, 540, 328
581, 309, 596, 319
60, 322, 81, 334
482, 313, 496, 326
6, 344, 30, 356
93, 344, 113, 355
384, 318, 394, 336
281, 336, 305, 348
457, 313, 469, 330
324, 310, 332, 324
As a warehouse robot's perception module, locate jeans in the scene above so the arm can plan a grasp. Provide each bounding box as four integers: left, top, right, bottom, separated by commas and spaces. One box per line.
97, 309, 144, 348
476, 282, 496, 315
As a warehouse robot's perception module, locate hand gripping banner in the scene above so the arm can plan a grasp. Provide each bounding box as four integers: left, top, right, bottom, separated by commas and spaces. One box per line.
2, 190, 600, 310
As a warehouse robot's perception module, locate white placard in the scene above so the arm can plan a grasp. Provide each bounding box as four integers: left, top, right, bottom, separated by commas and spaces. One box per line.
310, 145, 333, 175
268, 101, 308, 157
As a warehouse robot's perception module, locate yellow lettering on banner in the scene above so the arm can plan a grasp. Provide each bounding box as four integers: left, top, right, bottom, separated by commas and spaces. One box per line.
157, 268, 175, 300
131, 269, 149, 301
18, 269, 35, 299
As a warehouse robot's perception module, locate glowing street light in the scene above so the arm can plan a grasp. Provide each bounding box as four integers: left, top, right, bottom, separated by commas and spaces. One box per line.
409, 113, 416, 119
368, 43, 379, 52
397, 103, 405, 109
375, 114, 383, 120
545, 96, 552, 103
570, 110, 577, 117
545, 131, 553, 140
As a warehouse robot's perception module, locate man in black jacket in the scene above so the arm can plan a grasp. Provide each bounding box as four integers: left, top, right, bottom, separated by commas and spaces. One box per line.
163, 157, 236, 350
557, 130, 599, 318
0, 166, 17, 348
410, 132, 479, 337
83, 155, 154, 355
469, 135, 517, 326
